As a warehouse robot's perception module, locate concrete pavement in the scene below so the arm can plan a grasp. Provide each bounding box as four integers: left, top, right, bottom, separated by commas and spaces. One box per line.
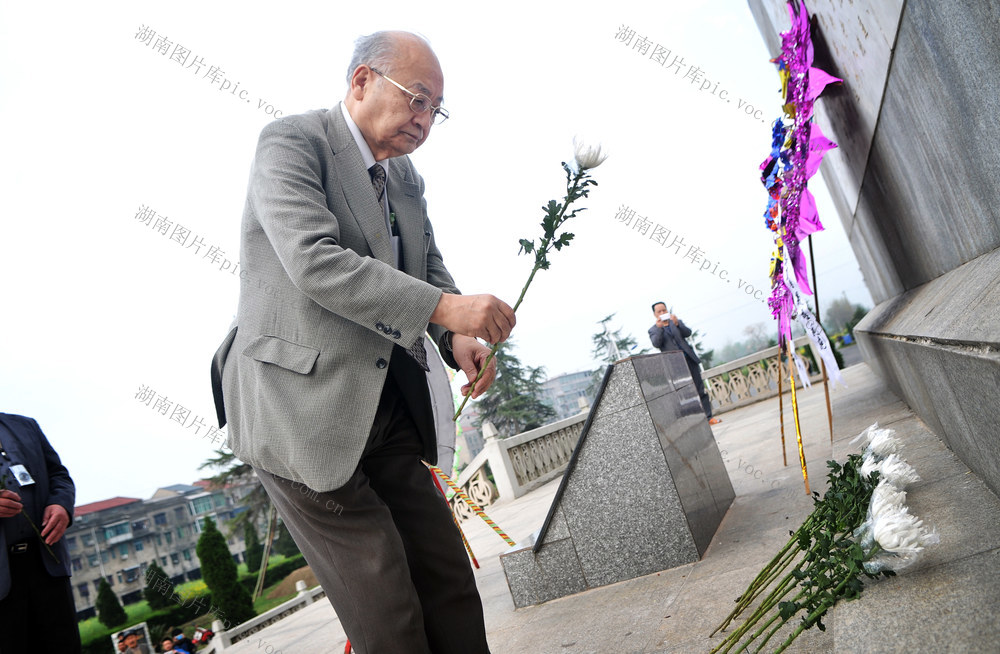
221, 362, 1000, 653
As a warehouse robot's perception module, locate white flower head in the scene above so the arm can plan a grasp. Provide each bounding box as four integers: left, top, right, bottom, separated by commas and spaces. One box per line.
867, 428, 902, 459
572, 137, 608, 171
851, 423, 901, 459
870, 504, 939, 555
861, 453, 919, 489
869, 479, 907, 520
878, 454, 920, 488
850, 422, 881, 447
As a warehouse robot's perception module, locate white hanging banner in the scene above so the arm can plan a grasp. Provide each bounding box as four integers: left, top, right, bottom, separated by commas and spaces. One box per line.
784, 261, 845, 387
791, 348, 812, 388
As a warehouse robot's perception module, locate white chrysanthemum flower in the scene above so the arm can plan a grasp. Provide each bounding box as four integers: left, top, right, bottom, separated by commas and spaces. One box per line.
572, 138, 607, 170
851, 423, 901, 459
869, 479, 907, 519
866, 428, 902, 459
850, 422, 880, 446
878, 454, 921, 488
860, 453, 919, 488
870, 504, 939, 556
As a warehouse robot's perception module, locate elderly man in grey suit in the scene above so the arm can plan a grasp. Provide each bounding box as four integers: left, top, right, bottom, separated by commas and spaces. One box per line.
210, 31, 514, 654
648, 302, 719, 424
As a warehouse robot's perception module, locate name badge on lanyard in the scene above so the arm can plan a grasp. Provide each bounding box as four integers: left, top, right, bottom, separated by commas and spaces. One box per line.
9, 464, 35, 486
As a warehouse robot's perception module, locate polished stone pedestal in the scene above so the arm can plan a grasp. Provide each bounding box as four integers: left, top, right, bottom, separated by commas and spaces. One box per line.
501, 352, 735, 607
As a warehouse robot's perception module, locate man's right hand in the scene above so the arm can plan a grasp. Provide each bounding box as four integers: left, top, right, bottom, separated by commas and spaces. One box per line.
0, 489, 23, 518
430, 293, 515, 344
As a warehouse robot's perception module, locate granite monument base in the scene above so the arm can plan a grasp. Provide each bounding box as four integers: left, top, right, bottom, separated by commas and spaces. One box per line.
501, 352, 735, 607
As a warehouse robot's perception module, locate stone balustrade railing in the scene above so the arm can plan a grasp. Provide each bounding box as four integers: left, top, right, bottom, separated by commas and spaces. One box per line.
447, 412, 588, 522
444, 339, 824, 521
203, 580, 325, 653
703, 335, 823, 414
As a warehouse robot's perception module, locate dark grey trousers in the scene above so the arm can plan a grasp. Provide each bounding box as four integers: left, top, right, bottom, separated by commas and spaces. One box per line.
256, 348, 489, 654
687, 359, 713, 418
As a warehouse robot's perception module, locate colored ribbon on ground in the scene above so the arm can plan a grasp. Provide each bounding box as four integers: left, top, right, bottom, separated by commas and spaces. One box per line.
426, 464, 516, 547
430, 468, 479, 568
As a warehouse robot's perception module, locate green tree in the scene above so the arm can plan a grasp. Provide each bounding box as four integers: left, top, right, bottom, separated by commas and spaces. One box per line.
689, 328, 716, 369
95, 578, 127, 628
196, 516, 256, 628
243, 522, 264, 574
588, 314, 648, 394
844, 305, 868, 338
824, 294, 868, 333
199, 450, 270, 533
591, 313, 646, 363
476, 340, 556, 437
142, 560, 174, 610
272, 519, 301, 558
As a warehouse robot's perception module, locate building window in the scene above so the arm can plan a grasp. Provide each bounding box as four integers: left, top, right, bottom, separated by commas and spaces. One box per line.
87, 554, 99, 567
66, 536, 77, 550
77, 583, 90, 597
171, 553, 180, 565
154, 512, 168, 526
82, 533, 93, 547
101, 551, 110, 564
117, 571, 124, 583
71, 558, 83, 572
165, 532, 173, 545
103, 522, 130, 540
107, 575, 114, 587
183, 549, 192, 561
213, 494, 228, 508
93, 580, 104, 592
175, 506, 187, 519
119, 543, 129, 557
131, 518, 149, 532
177, 526, 185, 539
134, 540, 144, 552
160, 556, 167, 566
191, 497, 214, 515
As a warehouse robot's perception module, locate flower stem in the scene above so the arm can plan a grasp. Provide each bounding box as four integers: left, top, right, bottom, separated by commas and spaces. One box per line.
773, 575, 853, 653
22, 509, 60, 563
451, 263, 541, 420
451, 168, 588, 422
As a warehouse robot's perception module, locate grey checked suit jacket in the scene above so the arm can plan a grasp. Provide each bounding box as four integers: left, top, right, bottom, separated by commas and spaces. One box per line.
211, 104, 460, 492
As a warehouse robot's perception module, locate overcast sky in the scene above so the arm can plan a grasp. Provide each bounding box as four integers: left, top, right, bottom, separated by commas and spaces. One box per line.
0, 0, 872, 505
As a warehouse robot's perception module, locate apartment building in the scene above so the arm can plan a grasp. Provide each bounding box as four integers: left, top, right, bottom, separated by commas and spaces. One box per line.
66, 481, 254, 620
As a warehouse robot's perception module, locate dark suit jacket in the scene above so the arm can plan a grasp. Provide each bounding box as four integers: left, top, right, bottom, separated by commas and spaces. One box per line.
0, 414, 75, 600
648, 320, 700, 366
211, 104, 461, 492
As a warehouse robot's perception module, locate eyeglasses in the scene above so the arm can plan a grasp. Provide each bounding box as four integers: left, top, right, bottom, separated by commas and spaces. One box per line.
370, 67, 449, 125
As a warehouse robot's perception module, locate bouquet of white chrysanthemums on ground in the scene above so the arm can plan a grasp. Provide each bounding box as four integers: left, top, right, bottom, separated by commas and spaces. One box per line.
710, 423, 939, 653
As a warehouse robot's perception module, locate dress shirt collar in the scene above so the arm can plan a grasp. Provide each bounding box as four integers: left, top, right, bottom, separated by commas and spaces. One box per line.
340, 103, 388, 177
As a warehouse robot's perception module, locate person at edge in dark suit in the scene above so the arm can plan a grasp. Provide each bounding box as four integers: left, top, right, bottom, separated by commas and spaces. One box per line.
210, 31, 515, 654
0, 413, 79, 653
648, 302, 721, 425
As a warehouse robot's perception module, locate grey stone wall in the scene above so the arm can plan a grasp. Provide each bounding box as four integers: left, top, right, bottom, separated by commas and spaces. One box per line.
749, 0, 1000, 496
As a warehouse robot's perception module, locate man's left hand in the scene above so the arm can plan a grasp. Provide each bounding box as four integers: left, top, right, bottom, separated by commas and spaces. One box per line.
453, 335, 497, 399
40, 504, 70, 546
